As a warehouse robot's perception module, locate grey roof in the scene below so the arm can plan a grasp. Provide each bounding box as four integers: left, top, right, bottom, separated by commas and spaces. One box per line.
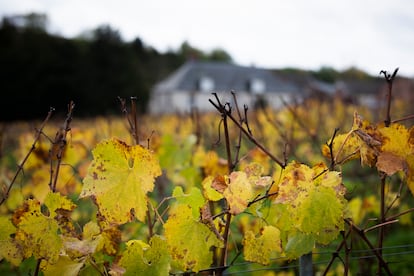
308, 79, 338, 95
153, 61, 300, 94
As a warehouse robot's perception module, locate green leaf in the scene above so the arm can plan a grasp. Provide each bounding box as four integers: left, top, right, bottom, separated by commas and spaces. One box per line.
157, 134, 198, 188
270, 162, 347, 256
284, 232, 315, 259
164, 204, 223, 272
295, 186, 344, 244
172, 186, 205, 219
116, 235, 170, 275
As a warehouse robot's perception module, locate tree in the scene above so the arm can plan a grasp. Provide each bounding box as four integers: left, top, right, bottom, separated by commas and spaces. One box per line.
207, 48, 233, 63
312, 66, 339, 83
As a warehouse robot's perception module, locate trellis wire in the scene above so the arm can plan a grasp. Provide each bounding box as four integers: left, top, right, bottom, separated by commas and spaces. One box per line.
221, 243, 414, 275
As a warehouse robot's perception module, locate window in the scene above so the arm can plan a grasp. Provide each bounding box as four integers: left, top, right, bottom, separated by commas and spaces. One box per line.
198, 76, 215, 92
248, 78, 266, 94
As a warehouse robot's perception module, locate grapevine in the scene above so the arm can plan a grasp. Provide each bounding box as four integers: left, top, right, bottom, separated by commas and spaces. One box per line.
0, 68, 413, 275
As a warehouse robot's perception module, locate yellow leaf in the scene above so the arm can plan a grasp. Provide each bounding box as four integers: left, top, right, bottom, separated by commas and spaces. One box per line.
407, 155, 414, 195
379, 123, 411, 156
244, 162, 273, 188
346, 197, 363, 225
164, 204, 223, 272
4, 188, 24, 211
62, 236, 98, 258
223, 171, 254, 215
378, 124, 414, 195
44, 192, 77, 235
96, 225, 122, 256
62, 221, 117, 258
322, 133, 360, 164
0, 216, 23, 266
193, 146, 228, 177
14, 199, 62, 265
44, 192, 76, 218
83, 221, 101, 239
43, 255, 84, 276
273, 162, 314, 204
80, 139, 161, 224
243, 226, 282, 265
323, 114, 382, 167
201, 176, 223, 202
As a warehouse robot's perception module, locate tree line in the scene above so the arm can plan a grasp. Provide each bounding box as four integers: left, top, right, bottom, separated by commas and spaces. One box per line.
0, 13, 233, 121
1, 13, 378, 121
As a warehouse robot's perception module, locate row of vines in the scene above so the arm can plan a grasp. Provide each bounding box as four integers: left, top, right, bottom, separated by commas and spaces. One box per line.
1, 69, 414, 275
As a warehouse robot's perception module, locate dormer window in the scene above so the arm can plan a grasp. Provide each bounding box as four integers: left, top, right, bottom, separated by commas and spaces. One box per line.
198, 76, 215, 92
248, 78, 266, 94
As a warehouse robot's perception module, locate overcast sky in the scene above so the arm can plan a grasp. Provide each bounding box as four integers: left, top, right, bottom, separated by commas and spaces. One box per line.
1, 0, 414, 77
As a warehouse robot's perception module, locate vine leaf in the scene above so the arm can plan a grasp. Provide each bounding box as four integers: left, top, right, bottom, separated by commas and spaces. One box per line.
157, 134, 199, 188
323, 118, 414, 196
44, 192, 77, 235
172, 186, 205, 219
1, 193, 76, 268
377, 124, 414, 195
193, 145, 228, 177
80, 138, 161, 224
61, 220, 120, 265
242, 225, 282, 265
13, 199, 63, 265
346, 196, 379, 226
0, 216, 22, 266
285, 232, 315, 259
222, 172, 254, 215
270, 162, 347, 257
210, 165, 271, 215
164, 204, 223, 272
322, 112, 381, 166
296, 186, 345, 244
376, 152, 406, 176
202, 176, 223, 201
115, 235, 170, 275
42, 255, 84, 276
243, 162, 273, 188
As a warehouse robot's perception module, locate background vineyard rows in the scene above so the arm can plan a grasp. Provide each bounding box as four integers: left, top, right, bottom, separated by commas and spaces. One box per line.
1, 87, 414, 275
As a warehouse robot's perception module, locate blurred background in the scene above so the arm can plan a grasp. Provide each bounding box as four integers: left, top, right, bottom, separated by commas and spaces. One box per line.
1, 2, 414, 275
0, 0, 413, 120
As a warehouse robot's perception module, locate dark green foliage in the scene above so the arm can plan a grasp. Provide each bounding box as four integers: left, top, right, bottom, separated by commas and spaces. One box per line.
312, 66, 340, 83
0, 14, 232, 121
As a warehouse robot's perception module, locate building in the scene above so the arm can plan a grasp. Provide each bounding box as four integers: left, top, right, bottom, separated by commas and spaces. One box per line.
148, 61, 301, 114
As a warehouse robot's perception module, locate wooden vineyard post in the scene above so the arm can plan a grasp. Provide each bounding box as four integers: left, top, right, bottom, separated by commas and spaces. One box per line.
299, 253, 313, 276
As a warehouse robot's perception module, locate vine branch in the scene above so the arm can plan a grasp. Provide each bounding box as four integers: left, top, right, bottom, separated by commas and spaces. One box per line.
50, 101, 75, 192
344, 219, 392, 275
380, 67, 398, 127
0, 107, 54, 205
209, 93, 286, 168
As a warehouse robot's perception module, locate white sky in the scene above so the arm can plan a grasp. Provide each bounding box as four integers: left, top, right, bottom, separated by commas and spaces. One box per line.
1, 0, 414, 77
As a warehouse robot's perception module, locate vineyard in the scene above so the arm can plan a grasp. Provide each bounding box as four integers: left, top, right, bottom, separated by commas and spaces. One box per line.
1, 70, 414, 275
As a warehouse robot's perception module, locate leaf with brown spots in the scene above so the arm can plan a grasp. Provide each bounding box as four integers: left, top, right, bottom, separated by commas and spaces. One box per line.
80, 139, 161, 224
164, 204, 223, 272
